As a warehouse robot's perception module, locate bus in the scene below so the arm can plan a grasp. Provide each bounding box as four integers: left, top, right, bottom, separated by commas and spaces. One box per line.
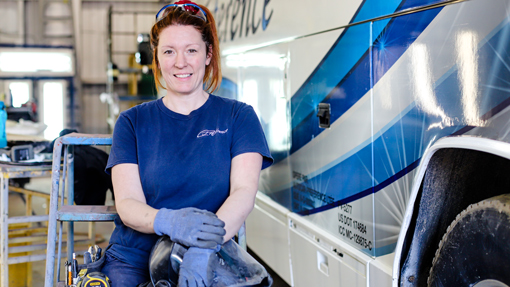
207, 0, 510, 286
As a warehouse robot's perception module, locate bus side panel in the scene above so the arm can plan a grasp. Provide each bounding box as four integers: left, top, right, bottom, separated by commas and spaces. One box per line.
217, 0, 510, 284
274, 0, 510, 258
372, 0, 510, 256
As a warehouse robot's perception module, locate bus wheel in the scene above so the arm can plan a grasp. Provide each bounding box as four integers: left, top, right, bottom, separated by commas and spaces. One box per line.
428, 194, 510, 287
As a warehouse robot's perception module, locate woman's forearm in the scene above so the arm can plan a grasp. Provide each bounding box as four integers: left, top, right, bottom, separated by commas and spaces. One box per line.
116, 197, 159, 233
216, 187, 256, 242
112, 164, 159, 234
216, 152, 263, 242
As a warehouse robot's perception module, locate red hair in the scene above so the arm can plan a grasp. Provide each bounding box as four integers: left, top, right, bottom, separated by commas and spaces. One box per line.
151, 3, 221, 93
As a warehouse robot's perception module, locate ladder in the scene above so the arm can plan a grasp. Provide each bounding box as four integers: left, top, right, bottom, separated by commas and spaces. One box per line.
44, 133, 116, 287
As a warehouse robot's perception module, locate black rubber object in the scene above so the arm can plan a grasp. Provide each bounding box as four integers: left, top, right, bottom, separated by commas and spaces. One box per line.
149, 236, 186, 286
428, 194, 510, 287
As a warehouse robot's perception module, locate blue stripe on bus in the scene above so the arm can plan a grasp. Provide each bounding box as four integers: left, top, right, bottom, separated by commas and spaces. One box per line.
283, 19, 510, 214
297, 159, 421, 216
289, 6, 443, 155
397, 0, 451, 11
289, 0, 403, 130
297, 94, 510, 216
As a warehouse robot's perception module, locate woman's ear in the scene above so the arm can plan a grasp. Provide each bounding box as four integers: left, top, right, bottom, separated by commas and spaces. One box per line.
206, 45, 212, 66
154, 52, 160, 70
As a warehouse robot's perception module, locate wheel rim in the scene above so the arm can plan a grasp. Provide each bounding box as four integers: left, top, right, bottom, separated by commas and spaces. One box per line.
473, 279, 509, 287
428, 194, 510, 287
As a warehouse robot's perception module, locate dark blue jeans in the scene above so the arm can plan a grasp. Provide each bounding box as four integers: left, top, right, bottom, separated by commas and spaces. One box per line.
101, 250, 150, 287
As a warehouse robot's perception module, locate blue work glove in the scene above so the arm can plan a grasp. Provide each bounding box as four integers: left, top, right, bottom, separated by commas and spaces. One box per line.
153, 207, 225, 249
178, 247, 216, 287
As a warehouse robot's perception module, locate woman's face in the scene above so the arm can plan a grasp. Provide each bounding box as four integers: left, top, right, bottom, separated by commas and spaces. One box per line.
157, 25, 211, 97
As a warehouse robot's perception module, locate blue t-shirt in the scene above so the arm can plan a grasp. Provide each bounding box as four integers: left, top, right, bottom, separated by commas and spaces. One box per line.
105, 95, 273, 269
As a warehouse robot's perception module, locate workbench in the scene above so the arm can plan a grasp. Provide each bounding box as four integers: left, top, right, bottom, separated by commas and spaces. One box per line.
0, 162, 52, 287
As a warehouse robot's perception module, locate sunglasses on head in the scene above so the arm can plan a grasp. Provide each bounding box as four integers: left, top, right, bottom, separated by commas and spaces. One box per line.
155, 3, 208, 23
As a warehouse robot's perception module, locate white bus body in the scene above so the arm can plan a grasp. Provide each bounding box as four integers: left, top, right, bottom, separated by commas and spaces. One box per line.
206, 0, 510, 286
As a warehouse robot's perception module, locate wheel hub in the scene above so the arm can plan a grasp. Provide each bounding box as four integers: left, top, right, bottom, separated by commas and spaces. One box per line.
473, 279, 509, 287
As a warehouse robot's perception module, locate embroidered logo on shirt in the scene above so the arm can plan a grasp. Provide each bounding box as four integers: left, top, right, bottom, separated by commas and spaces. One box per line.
197, 128, 228, 138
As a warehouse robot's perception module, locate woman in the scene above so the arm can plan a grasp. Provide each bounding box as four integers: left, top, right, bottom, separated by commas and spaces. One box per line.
101, 1, 273, 286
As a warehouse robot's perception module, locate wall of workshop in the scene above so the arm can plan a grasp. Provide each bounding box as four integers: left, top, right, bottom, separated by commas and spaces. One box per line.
0, 0, 162, 134
80, 1, 160, 134
0, 1, 23, 45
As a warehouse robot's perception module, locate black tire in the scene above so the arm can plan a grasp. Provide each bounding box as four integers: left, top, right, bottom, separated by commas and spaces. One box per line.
428, 194, 510, 287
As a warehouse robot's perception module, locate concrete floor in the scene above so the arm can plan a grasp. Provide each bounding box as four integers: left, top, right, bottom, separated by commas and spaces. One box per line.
5, 177, 290, 287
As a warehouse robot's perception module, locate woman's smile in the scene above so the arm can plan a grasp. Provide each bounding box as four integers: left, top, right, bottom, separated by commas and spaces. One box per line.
175, 73, 192, 78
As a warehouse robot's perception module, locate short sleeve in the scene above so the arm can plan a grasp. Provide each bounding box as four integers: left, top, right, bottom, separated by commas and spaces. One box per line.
231, 104, 273, 169
105, 113, 138, 174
